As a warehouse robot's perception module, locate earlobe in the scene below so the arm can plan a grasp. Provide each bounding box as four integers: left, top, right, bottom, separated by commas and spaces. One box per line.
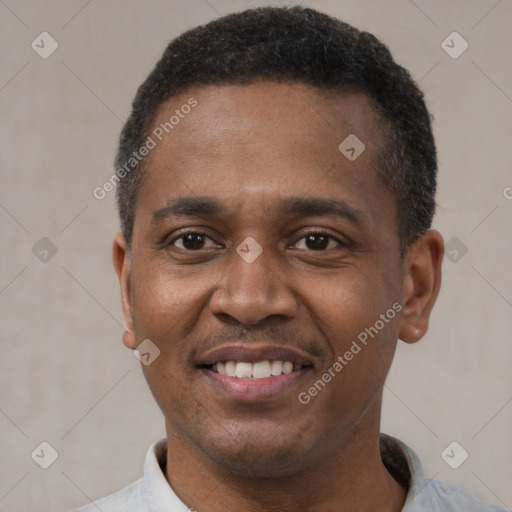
113, 234, 138, 350
398, 230, 444, 344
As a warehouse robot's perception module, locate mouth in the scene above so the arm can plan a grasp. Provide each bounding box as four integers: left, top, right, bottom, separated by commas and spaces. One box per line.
197, 345, 314, 401
205, 360, 306, 379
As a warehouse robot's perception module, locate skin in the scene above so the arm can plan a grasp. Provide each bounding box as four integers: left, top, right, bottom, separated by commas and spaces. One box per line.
113, 81, 443, 512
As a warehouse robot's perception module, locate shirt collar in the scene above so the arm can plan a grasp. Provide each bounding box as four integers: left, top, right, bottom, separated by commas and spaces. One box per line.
380, 434, 432, 510
143, 438, 190, 511
143, 434, 425, 510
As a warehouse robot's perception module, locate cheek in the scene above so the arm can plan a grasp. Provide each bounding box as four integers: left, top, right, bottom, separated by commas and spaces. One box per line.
307, 270, 385, 338
130, 261, 218, 351
131, 275, 230, 453
306, 269, 401, 380
131, 265, 214, 418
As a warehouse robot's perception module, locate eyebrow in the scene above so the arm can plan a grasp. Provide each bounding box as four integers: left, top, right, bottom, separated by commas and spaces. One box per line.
278, 197, 363, 226
152, 197, 222, 222
152, 196, 364, 226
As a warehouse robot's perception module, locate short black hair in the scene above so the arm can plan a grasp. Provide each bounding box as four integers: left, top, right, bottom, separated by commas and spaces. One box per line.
115, 6, 437, 255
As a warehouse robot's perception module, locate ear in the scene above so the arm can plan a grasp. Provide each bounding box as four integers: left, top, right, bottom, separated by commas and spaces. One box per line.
113, 233, 138, 350
399, 230, 444, 344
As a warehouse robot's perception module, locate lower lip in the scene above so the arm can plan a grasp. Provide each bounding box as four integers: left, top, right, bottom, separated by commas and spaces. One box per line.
201, 368, 311, 402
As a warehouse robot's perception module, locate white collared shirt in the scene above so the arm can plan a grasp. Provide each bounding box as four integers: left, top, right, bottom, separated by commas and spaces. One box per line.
71, 434, 507, 511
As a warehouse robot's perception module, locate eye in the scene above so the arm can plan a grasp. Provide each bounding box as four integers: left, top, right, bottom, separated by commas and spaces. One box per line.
293, 232, 344, 251
170, 231, 219, 251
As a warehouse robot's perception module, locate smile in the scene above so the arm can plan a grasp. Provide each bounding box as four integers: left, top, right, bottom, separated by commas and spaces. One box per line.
210, 360, 304, 379
197, 344, 315, 400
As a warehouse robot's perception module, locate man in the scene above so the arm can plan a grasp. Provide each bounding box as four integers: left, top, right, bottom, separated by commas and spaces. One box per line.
73, 6, 506, 512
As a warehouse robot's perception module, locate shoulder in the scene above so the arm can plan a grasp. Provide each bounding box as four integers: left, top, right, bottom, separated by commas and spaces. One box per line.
408, 477, 508, 511
69, 477, 146, 512
380, 434, 507, 512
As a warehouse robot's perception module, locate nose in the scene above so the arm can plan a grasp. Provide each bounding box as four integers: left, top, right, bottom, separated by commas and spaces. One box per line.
209, 244, 297, 326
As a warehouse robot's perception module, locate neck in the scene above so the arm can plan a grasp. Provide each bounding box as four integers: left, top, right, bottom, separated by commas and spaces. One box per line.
164, 410, 407, 511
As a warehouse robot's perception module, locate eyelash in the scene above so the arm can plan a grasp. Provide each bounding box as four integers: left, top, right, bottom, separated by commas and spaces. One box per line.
170, 230, 214, 249
293, 230, 346, 250
168, 229, 346, 251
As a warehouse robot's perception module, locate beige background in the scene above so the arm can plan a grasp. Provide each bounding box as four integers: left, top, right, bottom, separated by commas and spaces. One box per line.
1, 0, 511, 510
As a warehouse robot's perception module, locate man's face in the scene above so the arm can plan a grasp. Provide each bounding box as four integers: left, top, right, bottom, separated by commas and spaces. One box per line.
119, 82, 408, 476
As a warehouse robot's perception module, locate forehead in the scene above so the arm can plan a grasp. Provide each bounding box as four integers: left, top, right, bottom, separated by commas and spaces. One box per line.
149, 81, 384, 160
135, 81, 394, 235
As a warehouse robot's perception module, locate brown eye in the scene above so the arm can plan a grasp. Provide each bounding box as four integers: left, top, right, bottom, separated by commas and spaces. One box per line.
293, 232, 342, 251
305, 234, 330, 250
171, 232, 216, 251
181, 233, 206, 250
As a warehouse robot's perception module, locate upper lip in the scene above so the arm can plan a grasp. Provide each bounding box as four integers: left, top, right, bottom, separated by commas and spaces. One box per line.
197, 344, 315, 367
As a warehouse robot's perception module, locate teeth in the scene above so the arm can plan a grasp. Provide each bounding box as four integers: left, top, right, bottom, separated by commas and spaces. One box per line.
270, 360, 283, 376
213, 360, 299, 379
252, 361, 271, 379
235, 362, 252, 378
225, 361, 236, 377
282, 361, 293, 374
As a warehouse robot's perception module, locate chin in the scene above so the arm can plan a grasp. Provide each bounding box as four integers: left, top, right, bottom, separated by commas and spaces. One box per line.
208, 444, 306, 478
192, 424, 317, 478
